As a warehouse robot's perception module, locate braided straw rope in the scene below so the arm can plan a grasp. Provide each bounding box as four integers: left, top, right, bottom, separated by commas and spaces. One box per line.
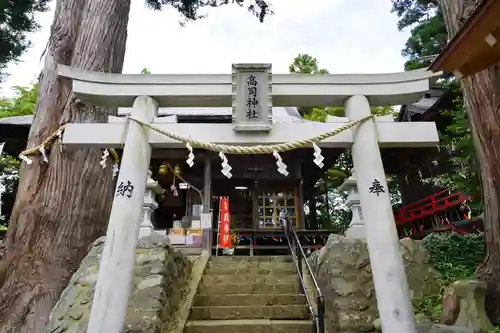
18, 114, 374, 161
19, 125, 119, 163
21, 124, 68, 156
128, 114, 375, 155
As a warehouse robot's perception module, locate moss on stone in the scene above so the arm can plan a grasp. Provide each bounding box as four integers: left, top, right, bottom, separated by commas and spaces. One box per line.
44, 236, 195, 333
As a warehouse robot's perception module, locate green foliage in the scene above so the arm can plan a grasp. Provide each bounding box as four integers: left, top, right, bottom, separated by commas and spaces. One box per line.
392, 1, 481, 213
423, 233, 485, 284
412, 293, 443, 322
0, 154, 20, 224
412, 233, 486, 321
289, 54, 329, 75
0, 0, 49, 81
145, 0, 272, 24
0, 85, 38, 118
390, 0, 447, 70
0, 85, 36, 223
432, 91, 481, 211
288, 54, 401, 229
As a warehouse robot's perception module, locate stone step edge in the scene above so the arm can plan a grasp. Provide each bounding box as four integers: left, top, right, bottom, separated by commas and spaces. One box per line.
201, 274, 299, 278
191, 304, 309, 310
194, 293, 306, 297
186, 319, 312, 326
200, 282, 300, 285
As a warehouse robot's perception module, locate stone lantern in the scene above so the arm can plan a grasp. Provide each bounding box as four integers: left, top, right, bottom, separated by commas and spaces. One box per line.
339, 169, 365, 239
138, 170, 164, 239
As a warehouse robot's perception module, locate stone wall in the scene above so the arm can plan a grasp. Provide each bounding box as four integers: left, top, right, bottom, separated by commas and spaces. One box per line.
44, 234, 202, 333
308, 234, 442, 333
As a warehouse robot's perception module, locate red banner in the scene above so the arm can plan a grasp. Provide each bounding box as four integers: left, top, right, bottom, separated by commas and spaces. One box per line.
218, 197, 231, 249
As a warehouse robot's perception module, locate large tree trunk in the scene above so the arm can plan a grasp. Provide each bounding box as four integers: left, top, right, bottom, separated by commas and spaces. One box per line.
0, 0, 130, 331
439, 0, 500, 324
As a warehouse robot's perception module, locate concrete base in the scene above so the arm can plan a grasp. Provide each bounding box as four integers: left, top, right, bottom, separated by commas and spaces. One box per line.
138, 226, 154, 239
345, 224, 366, 239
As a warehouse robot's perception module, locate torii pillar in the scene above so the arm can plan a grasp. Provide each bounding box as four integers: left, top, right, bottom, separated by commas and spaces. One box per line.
346, 95, 416, 333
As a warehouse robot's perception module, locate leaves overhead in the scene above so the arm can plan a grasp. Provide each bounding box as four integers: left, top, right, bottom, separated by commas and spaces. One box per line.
391, 0, 439, 30
391, 0, 447, 70
0, 85, 38, 118
145, 0, 273, 23
0, 0, 50, 81
391, 1, 481, 209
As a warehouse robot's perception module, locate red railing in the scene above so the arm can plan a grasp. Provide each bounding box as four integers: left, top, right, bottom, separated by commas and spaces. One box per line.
394, 190, 468, 226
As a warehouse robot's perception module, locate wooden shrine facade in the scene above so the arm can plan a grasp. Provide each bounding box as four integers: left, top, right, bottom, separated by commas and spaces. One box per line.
430, 0, 500, 77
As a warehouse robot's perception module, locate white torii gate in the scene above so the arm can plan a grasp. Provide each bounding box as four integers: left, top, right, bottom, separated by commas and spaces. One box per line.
56, 64, 440, 333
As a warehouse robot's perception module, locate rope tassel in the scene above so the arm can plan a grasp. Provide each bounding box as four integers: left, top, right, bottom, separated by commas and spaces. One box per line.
219, 152, 232, 179
312, 143, 324, 168
273, 150, 289, 176
100, 149, 109, 168
186, 143, 195, 167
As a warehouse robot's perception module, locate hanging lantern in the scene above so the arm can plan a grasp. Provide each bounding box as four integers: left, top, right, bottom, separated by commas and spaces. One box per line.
158, 162, 168, 176
174, 164, 181, 176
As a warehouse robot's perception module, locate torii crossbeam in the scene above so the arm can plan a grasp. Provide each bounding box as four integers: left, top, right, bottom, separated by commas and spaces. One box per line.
56, 64, 441, 333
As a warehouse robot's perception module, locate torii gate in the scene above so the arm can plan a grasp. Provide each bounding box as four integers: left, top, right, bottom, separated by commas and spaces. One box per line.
55, 64, 440, 333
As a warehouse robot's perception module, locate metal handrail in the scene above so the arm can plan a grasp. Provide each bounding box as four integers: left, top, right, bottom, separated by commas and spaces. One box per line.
279, 211, 325, 333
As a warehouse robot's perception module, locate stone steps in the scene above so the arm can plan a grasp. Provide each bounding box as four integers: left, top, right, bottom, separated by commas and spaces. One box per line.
198, 281, 301, 295
205, 261, 296, 275
184, 319, 313, 333
184, 256, 313, 333
210, 256, 293, 262
190, 304, 310, 320
201, 273, 298, 284
193, 294, 307, 307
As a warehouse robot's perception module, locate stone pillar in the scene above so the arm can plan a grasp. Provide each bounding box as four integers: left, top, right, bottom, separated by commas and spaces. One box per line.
339, 169, 365, 239
138, 171, 164, 239
345, 95, 416, 333
87, 96, 158, 333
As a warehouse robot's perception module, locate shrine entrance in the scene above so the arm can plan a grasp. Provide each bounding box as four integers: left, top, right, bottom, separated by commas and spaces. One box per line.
33, 63, 441, 333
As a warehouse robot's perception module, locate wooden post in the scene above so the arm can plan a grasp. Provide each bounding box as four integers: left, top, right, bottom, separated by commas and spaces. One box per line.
202, 157, 212, 253
87, 95, 158, 333
345, 95, 416, 333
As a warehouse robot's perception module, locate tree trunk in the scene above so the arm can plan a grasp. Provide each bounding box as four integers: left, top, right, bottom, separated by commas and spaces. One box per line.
439, 0, 500, 324
0, 0, 130, 331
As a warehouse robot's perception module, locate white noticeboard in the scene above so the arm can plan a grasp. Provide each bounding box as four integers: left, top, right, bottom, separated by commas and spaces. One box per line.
201, 213, 212, 229
191, 219, 201, 229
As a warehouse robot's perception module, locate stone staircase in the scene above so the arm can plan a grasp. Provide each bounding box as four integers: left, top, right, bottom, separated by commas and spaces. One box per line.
184, 255, 314, 333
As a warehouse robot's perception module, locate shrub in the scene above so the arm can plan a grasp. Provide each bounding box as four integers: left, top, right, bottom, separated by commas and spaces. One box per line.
411, 232, 485, 321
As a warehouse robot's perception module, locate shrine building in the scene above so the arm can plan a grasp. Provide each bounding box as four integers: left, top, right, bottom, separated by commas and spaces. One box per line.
0, 64, 441, 254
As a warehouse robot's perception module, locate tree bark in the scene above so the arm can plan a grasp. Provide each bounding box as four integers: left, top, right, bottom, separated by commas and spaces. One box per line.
439, 0, 500, 323
0, 0, 130, 331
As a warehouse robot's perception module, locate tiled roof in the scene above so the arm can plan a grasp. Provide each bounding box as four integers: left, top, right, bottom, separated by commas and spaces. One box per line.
0, 107, 306, 126
0, 115, 34, 125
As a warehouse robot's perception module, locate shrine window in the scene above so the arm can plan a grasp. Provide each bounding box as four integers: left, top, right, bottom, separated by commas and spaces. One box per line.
258, 189, 297, 229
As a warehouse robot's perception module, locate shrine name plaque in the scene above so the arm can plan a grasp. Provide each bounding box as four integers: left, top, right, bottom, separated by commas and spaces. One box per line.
232, 63, 272, 132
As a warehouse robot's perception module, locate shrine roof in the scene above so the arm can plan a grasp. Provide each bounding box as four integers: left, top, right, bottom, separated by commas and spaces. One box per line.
398, 86, 448, 122
0, 106, 304, 126
429, 0, 500, 77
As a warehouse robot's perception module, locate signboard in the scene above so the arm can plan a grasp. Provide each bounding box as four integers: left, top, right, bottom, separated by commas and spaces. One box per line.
218, 197, 231, 249
231, 63, 272, 132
